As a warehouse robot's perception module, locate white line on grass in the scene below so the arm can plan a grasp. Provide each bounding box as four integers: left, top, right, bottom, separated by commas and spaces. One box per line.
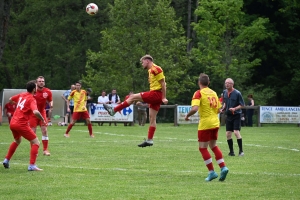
56, 129, 300, 152
7, 162, 300, 177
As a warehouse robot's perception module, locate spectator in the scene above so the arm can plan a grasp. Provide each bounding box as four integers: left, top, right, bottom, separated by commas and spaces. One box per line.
107, 89, 120, 126
246, 94, 255, 127
4, 101, 16, 124
124, 91, 133, 126
85, 88, 93, 126
97, 90, 109, 126
61, 85, 76, 123
136, 101, 148, 126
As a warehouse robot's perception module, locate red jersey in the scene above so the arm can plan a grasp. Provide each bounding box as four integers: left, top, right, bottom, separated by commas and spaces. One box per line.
5, 103, 16, 114
10, 92, 38, 125
33, 87, 52, 111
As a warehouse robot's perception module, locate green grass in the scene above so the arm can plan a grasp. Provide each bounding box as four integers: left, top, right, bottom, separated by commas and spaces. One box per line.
0, 123, 300, 200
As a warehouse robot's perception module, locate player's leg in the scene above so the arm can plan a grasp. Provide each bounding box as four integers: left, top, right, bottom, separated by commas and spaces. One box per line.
64, 112, 78, 137
198, 130, 218, 181
28, 137, 42, 171
226, 116, 235, 156
83, 112, 94, 137
103, 93, 143, 116
39, 111, 50, 155
138, 107, 158, 147
233, 115, 243, 156
3, 125, 22, 169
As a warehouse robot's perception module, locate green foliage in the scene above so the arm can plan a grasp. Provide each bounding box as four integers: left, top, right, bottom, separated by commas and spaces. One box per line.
191, 0, 270, 88
82, 0, 192, 100
243, 84, 276, 106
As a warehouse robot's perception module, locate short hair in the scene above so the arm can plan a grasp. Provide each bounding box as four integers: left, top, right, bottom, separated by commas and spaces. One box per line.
36, 76, 45, 80
140, 54, 153, 62
198, 73, 209, 86
87, 88, 92, 93
26, 81, 36, 92
247, 94, 253, 98
75, 81, 82, 85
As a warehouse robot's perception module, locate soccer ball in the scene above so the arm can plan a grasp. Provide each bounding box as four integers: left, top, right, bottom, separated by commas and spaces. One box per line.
86, 3, 98, 15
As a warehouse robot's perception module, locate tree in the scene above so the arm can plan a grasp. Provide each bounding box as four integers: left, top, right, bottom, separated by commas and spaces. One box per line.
191, 0, 271, 95
83, 0, 192, 101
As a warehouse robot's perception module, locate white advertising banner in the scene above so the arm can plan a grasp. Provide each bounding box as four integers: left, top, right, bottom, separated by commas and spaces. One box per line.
177, 105, 199, 124
89, 104, 134, 122
260, 106, 300, 123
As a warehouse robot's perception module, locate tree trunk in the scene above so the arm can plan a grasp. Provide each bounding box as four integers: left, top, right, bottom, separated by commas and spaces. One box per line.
0, 0, 12, 61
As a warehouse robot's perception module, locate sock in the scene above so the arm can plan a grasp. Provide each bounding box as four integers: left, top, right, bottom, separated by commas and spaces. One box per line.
199, 148, 214, 171
88, 124, 93, 135
5, 142, 19, 160
42, 136, 49, 151
227, 139, 234, 153
114, 101, 130, 112
212, 146, 225, 168
30, 144, 39, 165
147, 126, 156, 140
66, 124, 74, 134
237, 138, 243, 153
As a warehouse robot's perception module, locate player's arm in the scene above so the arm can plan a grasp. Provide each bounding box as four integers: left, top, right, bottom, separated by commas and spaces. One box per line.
185, 105, 198, 120
158, 78, 168, 104
33, 110, 46, 123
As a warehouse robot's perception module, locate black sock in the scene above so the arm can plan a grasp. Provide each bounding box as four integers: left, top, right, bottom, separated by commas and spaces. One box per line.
237, 138, 243, 153
227, 139, 234, 153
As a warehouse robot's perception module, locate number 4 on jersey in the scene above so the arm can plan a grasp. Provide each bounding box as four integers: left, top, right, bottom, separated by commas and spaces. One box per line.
17, 97, 26, 110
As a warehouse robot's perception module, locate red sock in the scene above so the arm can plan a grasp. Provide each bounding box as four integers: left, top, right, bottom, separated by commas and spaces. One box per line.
30, 144, 39, 165
212, 146, 225, 168
114, 101, 130, 112
147, 126, 156, 140
5, 142, 19, 160
42, 140, 48, 151
66, 123, 74, 134
88, 124, 93, 135
199, 148, 214, 171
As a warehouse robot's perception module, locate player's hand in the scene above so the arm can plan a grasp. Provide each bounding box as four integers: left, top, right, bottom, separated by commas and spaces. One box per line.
162, 98, 168, 104
185, 115, 190, 121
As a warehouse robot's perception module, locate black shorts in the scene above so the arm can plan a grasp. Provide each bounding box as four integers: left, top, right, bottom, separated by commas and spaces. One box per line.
226, 114, 241, 131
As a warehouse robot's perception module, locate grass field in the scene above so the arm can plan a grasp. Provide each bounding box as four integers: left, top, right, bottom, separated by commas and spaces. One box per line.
0, 123, 299, 200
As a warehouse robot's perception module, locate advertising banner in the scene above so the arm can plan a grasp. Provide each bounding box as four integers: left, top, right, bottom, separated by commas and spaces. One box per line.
177, 105, 199, 124
260, 106, 300, 123
89, 104, 134, 122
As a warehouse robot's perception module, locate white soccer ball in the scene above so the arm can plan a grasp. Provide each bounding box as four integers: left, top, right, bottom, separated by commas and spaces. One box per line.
86, 3, 98, 15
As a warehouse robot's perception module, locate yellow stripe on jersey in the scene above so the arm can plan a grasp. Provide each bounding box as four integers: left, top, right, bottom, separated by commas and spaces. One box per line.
68, 90, 88, 112
148, 64, 165, 91
191, 87, 221, 130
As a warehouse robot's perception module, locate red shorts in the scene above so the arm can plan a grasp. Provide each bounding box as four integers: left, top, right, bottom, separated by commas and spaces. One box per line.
10, 121, 37, 141
29, 110, 48, 128
198, 127, 219, 142
72, 111, 90, 120
140, 90, 162, 111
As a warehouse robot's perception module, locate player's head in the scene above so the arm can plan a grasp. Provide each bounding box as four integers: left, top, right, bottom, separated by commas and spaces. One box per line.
26, 80, 37, 93
140, 55, 153, 69
75, 81, 82, 91
36, 76, 45, 89
71, 84, 76, 90
198, 73, 210, 87
225, 78, 234, 90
